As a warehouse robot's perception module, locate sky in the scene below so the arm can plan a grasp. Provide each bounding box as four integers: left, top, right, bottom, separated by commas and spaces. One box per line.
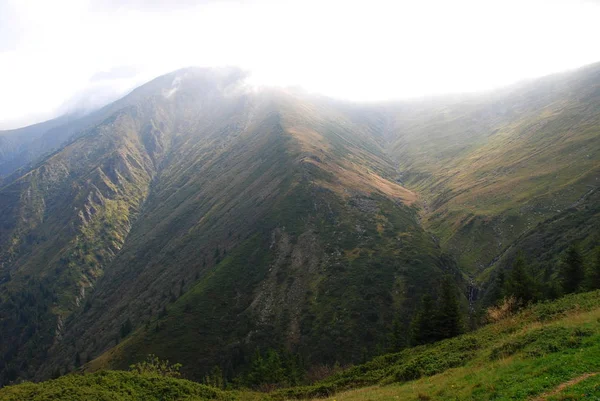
1, 0, 600, 130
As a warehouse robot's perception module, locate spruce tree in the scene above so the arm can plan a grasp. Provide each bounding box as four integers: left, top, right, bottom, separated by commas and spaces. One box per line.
434, 276, 463, 340
588, 247, 600, 290
410, 294, 436, 345
561, 245, 584, 294
504, 253, 535, 304
488, 269, 506, 305
388, 317, 405, 351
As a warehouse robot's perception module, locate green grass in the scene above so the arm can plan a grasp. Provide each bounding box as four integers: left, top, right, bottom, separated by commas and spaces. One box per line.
0, 370, 238, 401
279, 290, 600, 400
546, 374, 600, 400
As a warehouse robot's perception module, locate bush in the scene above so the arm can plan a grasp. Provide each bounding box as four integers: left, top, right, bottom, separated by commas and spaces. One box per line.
129, 354, 182, 377
487, 296, 518, 323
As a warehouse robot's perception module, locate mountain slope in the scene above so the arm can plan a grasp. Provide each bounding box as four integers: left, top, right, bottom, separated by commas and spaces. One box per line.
2, 290, 599, 400
0, 68, 453, 384
285, 290, 600, 400
384, 63, 600, 277
44, 82, 448, 381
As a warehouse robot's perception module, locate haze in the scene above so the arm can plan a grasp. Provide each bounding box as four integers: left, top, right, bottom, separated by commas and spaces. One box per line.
1, 0, 600, 129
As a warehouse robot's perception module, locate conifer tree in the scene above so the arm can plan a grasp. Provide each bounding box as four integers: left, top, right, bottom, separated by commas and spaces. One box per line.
588, 247, 600, 290
388, 317, 405, 351
488, 269, 506, 305
504, 253, 535, 304
434, 276, 463, 340
410, 294, 436, 345
561, 245, 584, 294
120, 317, 132, 338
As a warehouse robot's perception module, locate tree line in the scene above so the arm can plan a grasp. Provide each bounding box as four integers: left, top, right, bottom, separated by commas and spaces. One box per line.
490, 244, 600, 308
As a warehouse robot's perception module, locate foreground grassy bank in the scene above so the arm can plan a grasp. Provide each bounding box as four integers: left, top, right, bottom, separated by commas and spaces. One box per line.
2, 291, 600, 400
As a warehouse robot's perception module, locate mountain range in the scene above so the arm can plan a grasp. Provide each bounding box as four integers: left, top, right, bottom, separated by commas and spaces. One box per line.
0, 63, 598, 385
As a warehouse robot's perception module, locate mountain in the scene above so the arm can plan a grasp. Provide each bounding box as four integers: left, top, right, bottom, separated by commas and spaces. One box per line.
0, 63, 599, 386
0, 68, 450, 384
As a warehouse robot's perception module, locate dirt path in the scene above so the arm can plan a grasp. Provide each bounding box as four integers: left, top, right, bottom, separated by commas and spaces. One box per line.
532, 372, 598, 401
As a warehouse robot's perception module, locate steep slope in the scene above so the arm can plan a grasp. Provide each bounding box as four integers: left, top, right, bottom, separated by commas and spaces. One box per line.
384, 63, 600, 276
45, 86, 448, 382
0, 95, 169, 384
0, 68, 253, 383
0, 68, 453, 384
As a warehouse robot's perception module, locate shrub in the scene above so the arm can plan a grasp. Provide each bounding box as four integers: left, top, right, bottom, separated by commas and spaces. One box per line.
487, 296, 518, 323
129, 354, 182, 377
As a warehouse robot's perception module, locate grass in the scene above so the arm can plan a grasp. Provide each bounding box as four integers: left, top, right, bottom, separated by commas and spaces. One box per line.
0, 370, 238, 401
293, 291, 600, 400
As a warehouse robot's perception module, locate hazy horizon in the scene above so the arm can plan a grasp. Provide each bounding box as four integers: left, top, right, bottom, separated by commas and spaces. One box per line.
1, 0, 600, 130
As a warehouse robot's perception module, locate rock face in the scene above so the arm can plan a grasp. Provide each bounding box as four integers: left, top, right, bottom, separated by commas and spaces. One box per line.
0, 63, 599, 384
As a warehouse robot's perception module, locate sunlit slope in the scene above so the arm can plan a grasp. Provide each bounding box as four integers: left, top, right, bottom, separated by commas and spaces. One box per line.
386, 63, 600, 272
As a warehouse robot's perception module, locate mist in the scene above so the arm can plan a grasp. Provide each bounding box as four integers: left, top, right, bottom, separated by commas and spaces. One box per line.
1, 0, 600, 129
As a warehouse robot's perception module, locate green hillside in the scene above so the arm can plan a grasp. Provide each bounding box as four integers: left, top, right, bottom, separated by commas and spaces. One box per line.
385, 63, 600, 275
1, 290, 599, 400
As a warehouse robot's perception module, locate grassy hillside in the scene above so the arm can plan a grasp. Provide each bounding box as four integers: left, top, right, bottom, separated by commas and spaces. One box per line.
0, 370, 241, 401
385, 63, 600, 275
1, 290, 599, 400
284, 290, 600, 400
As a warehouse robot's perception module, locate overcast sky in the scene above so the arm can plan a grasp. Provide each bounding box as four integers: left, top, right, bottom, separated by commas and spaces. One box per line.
1, 0, 600, 130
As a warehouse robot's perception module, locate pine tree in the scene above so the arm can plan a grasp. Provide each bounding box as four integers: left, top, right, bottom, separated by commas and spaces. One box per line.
388, 317, 405, 351
561, 245, 584, 294
434, 276, 463, 340
74, 352, 81, 368
488, 269, 506, 305
410, 294, 436, 345
504, 253, 535, 304
204, 365, 224, 389
588, 247, 600, 290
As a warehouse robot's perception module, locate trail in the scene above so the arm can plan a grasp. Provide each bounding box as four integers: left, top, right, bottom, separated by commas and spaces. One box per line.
532, 372, 598, 401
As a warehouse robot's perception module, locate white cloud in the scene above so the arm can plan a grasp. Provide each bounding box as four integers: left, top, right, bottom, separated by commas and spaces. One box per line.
1, 0, 600, 129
